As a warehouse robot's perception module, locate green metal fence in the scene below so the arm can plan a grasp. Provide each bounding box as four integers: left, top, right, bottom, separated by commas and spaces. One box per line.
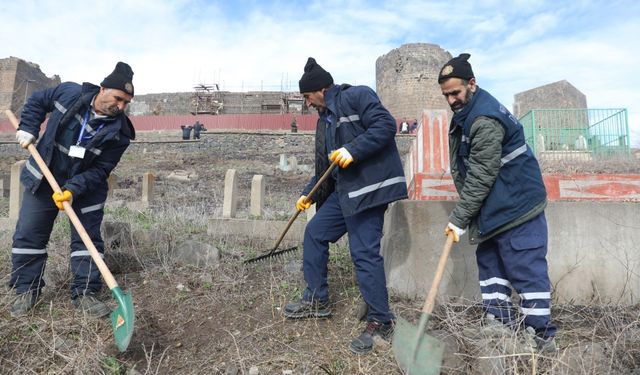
520, 108, 630, 160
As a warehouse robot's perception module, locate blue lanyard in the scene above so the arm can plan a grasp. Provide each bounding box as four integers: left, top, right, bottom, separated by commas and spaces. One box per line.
76, 109, 103, 145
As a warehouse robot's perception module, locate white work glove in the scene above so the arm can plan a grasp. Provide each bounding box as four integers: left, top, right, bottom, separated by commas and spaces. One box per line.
445, 222, 466, 242
16, 130, 36, 148
329, 147, 354, 168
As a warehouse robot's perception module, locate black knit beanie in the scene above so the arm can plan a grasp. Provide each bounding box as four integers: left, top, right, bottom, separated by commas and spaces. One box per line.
299, 57, 333, 93
438, 53, 475, 84
101, 62, 135, 96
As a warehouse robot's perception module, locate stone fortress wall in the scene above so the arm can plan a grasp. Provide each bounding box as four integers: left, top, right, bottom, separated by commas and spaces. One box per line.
1, 48, 588, 122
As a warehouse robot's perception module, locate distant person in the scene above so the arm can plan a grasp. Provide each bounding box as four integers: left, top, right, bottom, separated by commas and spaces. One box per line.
410, 119, 418, 134
9, 62, 136, 318
284, 57, 407, 354
438, 53, 557, 352
192, 121, 203, 139
290, 117, 298, 133
180, 125, 193, 140
400, 118, 409, 134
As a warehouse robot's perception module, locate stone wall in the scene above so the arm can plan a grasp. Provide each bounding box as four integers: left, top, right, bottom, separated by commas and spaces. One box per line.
513, 80, 587, 119
376, 43, 452, 122
129, 91, 307, 116
0, 57, 60, 118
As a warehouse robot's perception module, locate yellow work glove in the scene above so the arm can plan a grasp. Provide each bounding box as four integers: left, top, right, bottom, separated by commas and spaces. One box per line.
329, 147, 354, 168
296, 195, 312, 211
52, 190, 73, 211
445, 222, 466, 242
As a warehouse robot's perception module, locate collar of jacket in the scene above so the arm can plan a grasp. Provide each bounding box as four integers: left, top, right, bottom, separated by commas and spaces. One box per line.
323, 84, 353, 118
452, 86, 486, 126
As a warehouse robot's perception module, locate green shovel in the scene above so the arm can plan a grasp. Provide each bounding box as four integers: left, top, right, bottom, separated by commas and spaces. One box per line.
7, 110, 135, 352
393, 232, 455, 375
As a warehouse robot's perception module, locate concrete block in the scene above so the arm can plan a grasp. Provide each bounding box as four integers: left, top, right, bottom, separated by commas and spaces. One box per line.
250, 175, 264, 217
208, 218, 305, 243
9, 160, 25, 222
278, 154, 289, 171
222, 169, 238, 218
287, 155, 298, 172
381, 200, 640, 305
141, 172, 155, 203
381, 200, 479, 301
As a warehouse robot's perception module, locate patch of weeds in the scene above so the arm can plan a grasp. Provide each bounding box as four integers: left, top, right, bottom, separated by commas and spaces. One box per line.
26, 323, 39, 335
329, 244, 352, 271
279, 280, 302, 300
318, 358, 347, 374
273, 212, 292, 221
174, 290, 189, 303
101, 356, 124, 375
134, 211, 155, 230
105, 206, 132, 220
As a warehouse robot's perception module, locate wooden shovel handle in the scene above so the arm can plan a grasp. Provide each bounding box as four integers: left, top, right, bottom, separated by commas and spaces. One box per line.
422, 232, 455, 314
6, 110, 118, 290
270, 161, 338, 253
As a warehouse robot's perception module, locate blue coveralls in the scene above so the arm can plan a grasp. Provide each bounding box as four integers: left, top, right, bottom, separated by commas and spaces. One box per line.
476, 212, 556, 338
9, 81, 134, 300
300, 84, 407, 324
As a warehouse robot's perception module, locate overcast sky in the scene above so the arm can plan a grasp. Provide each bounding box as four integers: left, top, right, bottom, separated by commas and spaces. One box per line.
2, 0, 639, 145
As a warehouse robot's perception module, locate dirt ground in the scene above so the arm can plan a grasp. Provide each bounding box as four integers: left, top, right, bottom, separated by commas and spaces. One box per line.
1, 130, 639, 375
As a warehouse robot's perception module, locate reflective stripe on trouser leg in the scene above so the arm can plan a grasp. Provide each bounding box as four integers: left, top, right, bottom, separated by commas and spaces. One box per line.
476, 240, 515, 325
302, 192, 346, 302
10, 186, 59, 294
345, 202, 393, 323
69, 197, 106, 298
498, 213, 556, 338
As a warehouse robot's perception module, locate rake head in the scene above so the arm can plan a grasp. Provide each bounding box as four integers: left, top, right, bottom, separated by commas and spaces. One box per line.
243, 246, 299, 264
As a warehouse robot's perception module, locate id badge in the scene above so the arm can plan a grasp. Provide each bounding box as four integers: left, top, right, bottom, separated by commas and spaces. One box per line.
69, 145, 86, 159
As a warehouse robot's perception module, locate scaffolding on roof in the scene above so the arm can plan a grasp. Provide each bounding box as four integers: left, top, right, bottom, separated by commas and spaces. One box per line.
191, 83, 223, 115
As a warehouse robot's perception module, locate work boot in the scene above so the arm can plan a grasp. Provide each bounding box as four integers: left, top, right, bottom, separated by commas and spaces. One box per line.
72, 294, 111, 319
283, 299, 331, 319
524, 326, 558, 354
349, 320, 395, 354
10, 291, 40, 318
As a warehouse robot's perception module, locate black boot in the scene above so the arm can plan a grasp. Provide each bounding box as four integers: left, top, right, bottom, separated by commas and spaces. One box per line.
350, 320, 395, 354
283, 299, 331, 319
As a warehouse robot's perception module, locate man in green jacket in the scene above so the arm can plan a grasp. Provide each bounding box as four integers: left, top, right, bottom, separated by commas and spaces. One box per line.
439, 53, 557, 352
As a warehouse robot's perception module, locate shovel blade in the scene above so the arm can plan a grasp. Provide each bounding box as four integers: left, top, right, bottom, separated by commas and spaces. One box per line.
110, 287, 135, 352
393, 316, 444, 375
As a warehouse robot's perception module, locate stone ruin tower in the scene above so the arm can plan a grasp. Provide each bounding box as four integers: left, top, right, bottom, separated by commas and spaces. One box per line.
376, 43, 452, 122
0, 56, 60, 118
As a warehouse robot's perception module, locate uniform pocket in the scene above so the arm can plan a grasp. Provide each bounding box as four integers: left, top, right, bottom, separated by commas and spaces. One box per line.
510, 234, 546, 251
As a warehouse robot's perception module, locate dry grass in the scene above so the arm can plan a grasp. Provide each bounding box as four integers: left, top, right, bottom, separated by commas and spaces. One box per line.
1, 132, 639, 374
2, 198, 640, 374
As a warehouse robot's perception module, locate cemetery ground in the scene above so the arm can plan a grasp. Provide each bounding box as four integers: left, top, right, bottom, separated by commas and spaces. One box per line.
0, 130, 639, 374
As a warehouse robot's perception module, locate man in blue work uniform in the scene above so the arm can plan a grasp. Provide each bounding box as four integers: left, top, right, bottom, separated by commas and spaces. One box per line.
439, 53, 557, 352
284, 57, 407, 354
9, 62, 136, 319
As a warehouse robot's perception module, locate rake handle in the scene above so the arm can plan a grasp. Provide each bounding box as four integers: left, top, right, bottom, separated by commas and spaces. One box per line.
270, 161, 338, 253
6, 110, 118, 290
422, 232, 455, 314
